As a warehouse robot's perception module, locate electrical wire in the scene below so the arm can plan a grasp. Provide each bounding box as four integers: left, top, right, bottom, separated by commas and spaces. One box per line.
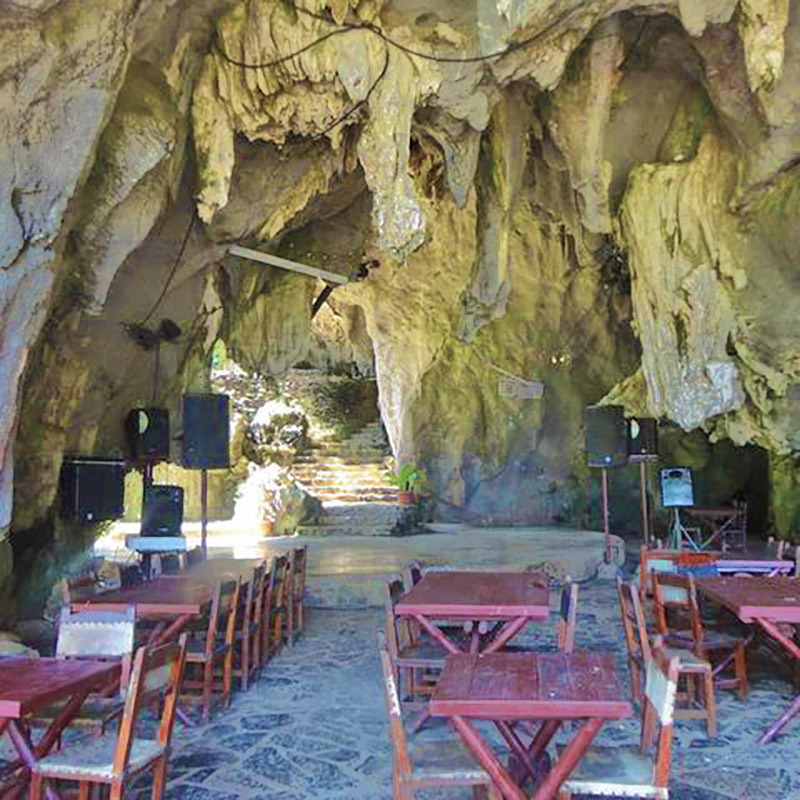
309, 42, 389, 141
139, 209, 197, 327
213, 2, 578, 69
293, 4, 578, 64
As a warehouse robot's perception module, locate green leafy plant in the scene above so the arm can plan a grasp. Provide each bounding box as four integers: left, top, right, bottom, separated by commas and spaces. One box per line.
387, 463, 426, 493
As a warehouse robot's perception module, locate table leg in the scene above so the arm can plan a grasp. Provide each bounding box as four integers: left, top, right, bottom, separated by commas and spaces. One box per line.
413, 614, 462, 654
495, 721, 540, 784
6, 721, 62, 800
450, 715, 526, 800
531, 717, 603, 800
482, 616, 529, 654
754, 617, 800, 743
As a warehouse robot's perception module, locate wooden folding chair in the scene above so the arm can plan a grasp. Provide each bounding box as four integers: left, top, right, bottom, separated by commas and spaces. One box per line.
29, 607, 136, 737
401, 561, 424, 593
181, 579, 240, 720
653, 572, 748, 701
503, 580, 578, 655
233, 563, 266, 690
558, 648, 680, 799
617, 577, 717, 737
376, 631, 499, 800
30, 634, 188, 800
383, 579, 444, 709
287, 546, 308, 646
266, 555, 292, 655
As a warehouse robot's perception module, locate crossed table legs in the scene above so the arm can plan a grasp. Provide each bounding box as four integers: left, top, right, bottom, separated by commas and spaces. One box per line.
412, 613, 532, 655
449, 715, 604, 800
754, 617, 800, 744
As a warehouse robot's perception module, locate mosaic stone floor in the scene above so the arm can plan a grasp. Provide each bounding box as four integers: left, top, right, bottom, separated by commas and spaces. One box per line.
4, 580, 800, 799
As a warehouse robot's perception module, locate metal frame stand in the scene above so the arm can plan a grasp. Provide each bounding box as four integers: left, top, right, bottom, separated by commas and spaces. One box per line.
201, 468, 208, 556
601, 468, 612, 564
668, 507, 693, 550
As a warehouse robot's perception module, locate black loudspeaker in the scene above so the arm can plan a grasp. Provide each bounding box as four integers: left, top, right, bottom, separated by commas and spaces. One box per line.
141, 485, 184, 536
628, 417, 658, 459
182, 394, 230, 469
660, 467, 694, 508
60, 457, 126, 523
586, 405, 628, 468
125, 408, 170, 462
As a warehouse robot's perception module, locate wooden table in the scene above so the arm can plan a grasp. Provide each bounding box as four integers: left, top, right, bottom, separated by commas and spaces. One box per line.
430, 651, 632, 800
179, 557, 265, 584
696, 576, 800, 743
71, 576, 214, 647
395, 571, 549, 654
0, 658, 120, 797
686, 506, 745, 550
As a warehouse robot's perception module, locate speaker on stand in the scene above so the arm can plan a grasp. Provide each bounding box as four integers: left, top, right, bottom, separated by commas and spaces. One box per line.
661, 467, 695, 549
585, 405, 628, 564
182, 394, 230, 554
628, 418, 659, 546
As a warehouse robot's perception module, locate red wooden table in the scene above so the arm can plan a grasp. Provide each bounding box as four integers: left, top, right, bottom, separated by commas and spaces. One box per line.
70, 575, 213, 646
696, 576, 800, 743
0, 657, 119, 797
395, 571, 549, 654
430, 651, 632, 799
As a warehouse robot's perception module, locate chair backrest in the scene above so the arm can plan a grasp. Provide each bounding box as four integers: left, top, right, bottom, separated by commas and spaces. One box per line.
652, 572, 703, 644
616, 577, 651, 667
376, 630, 412, 778
248, 561, 267, 627
111, 633, 188, 777
57, 606, 136, 687
401, 561, 423, 592
639, 545, 717, 599
641, 647, 680, 788
271, 555, 291, 607
204, 579, 241, 652
556, 580, 579, 654
291, 547, 307, 601
382, 579, 412, 666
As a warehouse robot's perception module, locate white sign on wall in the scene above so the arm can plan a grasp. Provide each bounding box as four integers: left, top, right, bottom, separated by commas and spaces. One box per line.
498, 376, 545, 400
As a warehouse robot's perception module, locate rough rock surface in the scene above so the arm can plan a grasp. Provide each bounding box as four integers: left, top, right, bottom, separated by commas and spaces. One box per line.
4, 0, 800, 618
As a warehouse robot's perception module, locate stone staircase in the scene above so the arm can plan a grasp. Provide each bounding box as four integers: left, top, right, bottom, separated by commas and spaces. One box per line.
294, 422, 422, 536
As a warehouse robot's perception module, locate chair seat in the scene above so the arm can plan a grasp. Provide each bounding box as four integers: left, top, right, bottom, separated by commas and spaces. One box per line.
408, 736, 490, 783
397, 640, 446, 668
32, 736, 164, 779
666, 647, 711, 672
30, 696, 124, 728
558, 745, 667, 799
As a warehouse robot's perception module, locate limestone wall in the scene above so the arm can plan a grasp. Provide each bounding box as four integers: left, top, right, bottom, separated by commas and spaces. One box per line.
4, 0, 800, 619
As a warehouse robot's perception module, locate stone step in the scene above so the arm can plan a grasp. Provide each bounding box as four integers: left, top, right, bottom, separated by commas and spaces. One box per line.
293, 455, 390, 466
296, 479, 396, 492
296, 525, 396, 537
292, 464, 387, 481
306, 493, 399, 503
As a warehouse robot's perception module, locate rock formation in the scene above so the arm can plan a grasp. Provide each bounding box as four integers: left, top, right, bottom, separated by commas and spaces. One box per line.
3, 0, 800, 617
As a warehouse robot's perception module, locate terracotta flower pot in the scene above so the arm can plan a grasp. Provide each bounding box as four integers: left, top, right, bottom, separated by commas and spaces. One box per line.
259, 518, 275, 537
398, 490, 417, 506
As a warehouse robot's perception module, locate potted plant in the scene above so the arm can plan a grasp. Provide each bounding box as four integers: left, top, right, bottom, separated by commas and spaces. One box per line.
387, 464, 426, 505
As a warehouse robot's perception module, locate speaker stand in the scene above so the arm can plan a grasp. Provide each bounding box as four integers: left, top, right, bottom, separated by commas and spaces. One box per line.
601, 468, 612, 564
200, 468, 208, 556
668, 507, 694, 551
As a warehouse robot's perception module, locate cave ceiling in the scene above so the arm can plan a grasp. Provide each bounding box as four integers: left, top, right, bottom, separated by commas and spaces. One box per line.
2, 0, 800, 537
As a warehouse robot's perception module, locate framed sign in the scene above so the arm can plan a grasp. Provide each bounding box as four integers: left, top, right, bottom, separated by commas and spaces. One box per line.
660, 467, 694, 508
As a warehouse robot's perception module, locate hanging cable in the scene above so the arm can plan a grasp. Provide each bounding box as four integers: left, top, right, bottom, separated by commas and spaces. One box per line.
139, 208, 197, 327
213, 2, 579, 69
291, 3, 579, 64
308, 42, 389, 141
